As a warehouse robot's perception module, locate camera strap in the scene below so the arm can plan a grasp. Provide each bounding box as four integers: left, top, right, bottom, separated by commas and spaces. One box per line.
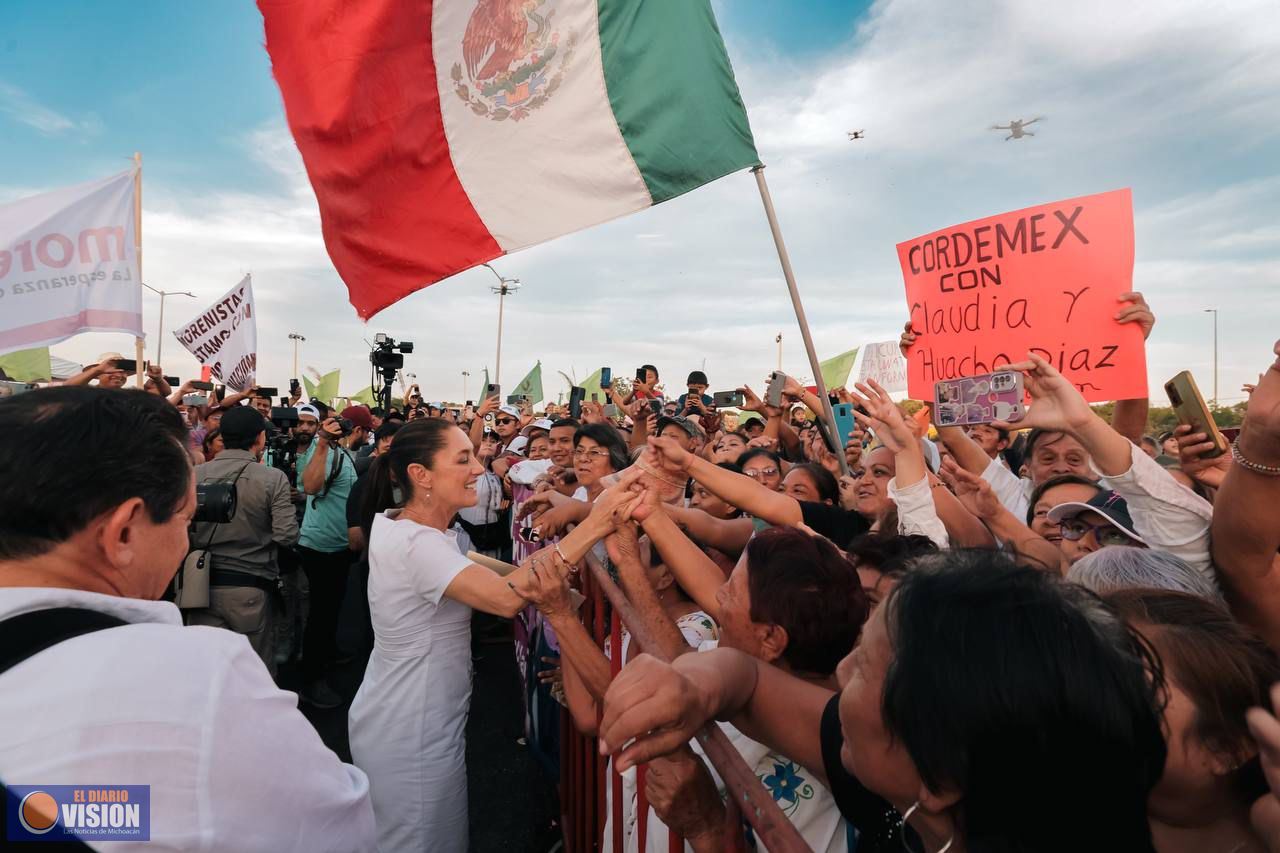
312, 444, 353, 505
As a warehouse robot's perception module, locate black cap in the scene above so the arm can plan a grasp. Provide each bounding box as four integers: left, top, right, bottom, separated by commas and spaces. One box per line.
686, 370, 709, 386
219, 406, 267, 444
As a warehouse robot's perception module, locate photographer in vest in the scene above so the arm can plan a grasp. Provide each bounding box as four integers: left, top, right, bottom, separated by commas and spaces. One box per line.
0, 387, 373, 850
187, 406, 299, 677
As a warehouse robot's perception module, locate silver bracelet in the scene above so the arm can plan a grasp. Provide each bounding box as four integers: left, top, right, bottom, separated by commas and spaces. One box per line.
1231, 438, 1280, 477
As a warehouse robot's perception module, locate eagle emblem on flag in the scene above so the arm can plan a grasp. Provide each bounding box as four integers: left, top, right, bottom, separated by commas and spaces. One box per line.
451, 0, 577, 122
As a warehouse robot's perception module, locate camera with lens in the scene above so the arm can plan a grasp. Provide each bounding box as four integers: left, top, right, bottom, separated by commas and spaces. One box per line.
370, 333, 414, 373
193, 482, 237, 524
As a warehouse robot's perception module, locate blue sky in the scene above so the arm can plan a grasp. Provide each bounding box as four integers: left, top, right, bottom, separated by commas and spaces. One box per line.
2, 0, 1277, 406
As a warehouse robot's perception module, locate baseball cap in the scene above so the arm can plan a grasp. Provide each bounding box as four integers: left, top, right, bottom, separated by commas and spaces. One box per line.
686, 370, 709, 386
523, 417, 554, 434
340, 405, 375, 431
498, 405, 521, 419
297, 403, 320, 421
1047, 491, 1146, 545
656, 415, 700, 439
219, 406, 267, 444
507, 435, 530, 456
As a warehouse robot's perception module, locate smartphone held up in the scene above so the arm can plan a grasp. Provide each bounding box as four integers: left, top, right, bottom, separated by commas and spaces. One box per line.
934, 370, 1026, 427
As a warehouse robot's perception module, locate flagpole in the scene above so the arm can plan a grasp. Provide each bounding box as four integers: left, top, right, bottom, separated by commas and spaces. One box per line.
133, 153, 145, 388
751, 165, 849, 476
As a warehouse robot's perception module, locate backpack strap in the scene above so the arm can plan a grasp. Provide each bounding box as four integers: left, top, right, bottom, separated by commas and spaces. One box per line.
0, 607, 128, 678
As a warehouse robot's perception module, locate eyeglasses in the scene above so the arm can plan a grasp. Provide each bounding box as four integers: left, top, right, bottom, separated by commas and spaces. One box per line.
1059, 518, 1138, 548
573, 448, 611, 461
743, 466, 779, 479
494, 418, 517, 426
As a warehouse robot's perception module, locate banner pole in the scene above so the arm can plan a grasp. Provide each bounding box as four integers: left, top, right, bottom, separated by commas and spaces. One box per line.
133, 152, 145, 388
751, 165, 850, 476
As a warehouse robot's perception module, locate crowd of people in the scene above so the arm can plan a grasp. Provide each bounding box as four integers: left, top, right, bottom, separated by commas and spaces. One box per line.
3, 287, 1280, 853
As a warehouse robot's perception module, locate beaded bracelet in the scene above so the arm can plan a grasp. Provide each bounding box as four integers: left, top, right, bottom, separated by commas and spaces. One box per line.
1231, 438, 1280, 477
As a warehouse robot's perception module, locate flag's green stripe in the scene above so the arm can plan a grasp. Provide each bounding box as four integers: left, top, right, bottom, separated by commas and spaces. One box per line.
596, 0, 760, 204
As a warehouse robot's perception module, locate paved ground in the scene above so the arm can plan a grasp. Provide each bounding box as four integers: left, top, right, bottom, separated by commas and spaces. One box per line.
278, 602, 559, 852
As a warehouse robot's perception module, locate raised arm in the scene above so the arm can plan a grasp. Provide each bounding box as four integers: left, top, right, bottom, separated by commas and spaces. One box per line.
1211, 340, 1280, 651
939, 459, 1066, 573
597, 649, 833, 785
1109, 291, 1156, 445
647, 434, 804, 527
639, 508, 729, 622
469, 394, 499, 449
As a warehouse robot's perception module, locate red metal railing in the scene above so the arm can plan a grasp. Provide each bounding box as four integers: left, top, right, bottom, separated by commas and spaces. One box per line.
556, 553, 807, 853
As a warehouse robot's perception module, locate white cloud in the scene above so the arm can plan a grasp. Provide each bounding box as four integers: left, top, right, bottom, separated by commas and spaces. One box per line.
0, 81, 102, 138
34, 0, 1280, 408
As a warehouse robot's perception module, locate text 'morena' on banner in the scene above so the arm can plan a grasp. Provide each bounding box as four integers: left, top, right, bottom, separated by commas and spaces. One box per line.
896, 188, 1145, 403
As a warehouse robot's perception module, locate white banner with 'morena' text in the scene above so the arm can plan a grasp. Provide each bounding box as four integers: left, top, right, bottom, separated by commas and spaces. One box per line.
172, 274, 257, 391
0, 169, 141, 355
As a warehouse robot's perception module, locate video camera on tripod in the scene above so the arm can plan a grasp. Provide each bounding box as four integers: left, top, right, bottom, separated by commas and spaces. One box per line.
370, 333, 413, 410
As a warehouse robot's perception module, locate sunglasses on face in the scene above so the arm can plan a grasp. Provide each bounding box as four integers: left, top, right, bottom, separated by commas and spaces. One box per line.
744, 467, 779, 479
1059, 518, 1137, 548
494, 417, 517, 426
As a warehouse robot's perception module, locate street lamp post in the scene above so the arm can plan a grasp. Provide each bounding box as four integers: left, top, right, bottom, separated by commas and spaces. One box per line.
1204, 309, 1218, 407
141, 283, 195, 365
482, 264, 521, 387
461, 370, 471, 401
288, 333, 306, 379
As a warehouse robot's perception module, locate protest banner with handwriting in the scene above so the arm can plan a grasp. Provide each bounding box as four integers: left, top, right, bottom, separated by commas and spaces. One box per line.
854, 341, 908, 397
173, 275, 257, 391
896, 189, 1144, 402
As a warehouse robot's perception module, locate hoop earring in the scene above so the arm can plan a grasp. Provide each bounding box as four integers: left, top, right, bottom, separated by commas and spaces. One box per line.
900, 802, 953, 853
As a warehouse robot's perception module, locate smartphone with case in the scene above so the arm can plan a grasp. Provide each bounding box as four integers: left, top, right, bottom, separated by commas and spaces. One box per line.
600, 367, 612, 389
765, 372, 788, 408
933, 371, 1025, 427
486, 383, 500, 399
712, 390, 744, 408
635, 367, 647, 382
164, 375, 180, 387
568, 386, 585, 420
290, 378, 302, 397
1164, 371, 1227, 459
257, 386, 279, 398
832, 403, 857, 449
113, 358, 138, 373
182, 394, 208, 407
190, 380, 214, 392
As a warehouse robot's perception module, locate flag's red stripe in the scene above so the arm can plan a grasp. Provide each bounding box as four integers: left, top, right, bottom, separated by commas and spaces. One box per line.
259, 0, 500, 320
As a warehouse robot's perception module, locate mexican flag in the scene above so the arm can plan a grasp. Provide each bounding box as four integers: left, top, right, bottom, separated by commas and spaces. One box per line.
260, 0, 760, 319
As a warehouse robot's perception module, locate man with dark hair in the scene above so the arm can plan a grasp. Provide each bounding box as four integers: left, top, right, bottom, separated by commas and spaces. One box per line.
187, 406, 299, 674
0, 387, 374, 849
296, 404, 371, 707
247, 389, 271, 418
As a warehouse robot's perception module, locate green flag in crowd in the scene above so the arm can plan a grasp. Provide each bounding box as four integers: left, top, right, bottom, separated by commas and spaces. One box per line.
349, 385, 377, 407
819, 347, 859, 391
511, 361, 544, 404
0, 347, 52, 382
303, 369, 341, 405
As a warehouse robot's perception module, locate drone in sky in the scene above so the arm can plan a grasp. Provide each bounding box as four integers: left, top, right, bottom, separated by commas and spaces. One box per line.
990, 117, 1044, 140
847, 129, 865, 140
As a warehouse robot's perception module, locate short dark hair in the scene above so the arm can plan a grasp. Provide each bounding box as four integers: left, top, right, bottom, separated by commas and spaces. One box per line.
0, 388, 191, 559
785, 462, 839, 504
640, 364, 659, 380
551, 418, 580, 431
370, 407, 386, 417
573, 423, 630, 472
745, 526, 868, 676
737, 447, 782, 471
845, 530, 939, 573
882, 552, 1166, 851
374, 421, 402, 442
1026, 473, 1101, 525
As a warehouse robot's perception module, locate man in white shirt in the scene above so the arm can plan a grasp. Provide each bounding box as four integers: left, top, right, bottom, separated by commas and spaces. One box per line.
0, 386, 374, 852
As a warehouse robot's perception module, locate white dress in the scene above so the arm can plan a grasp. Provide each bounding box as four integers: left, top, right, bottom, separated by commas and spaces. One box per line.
349, 511, 475, 853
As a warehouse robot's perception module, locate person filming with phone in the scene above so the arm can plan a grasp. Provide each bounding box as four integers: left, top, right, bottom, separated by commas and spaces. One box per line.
296, 404, 373, 708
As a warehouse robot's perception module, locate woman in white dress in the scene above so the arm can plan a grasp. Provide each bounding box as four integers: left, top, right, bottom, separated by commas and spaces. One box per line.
349, 419, 639, 852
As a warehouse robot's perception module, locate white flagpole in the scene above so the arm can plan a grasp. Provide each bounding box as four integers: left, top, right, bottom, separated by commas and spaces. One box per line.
751, 165, 850, 476
133, 152, 145, 388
